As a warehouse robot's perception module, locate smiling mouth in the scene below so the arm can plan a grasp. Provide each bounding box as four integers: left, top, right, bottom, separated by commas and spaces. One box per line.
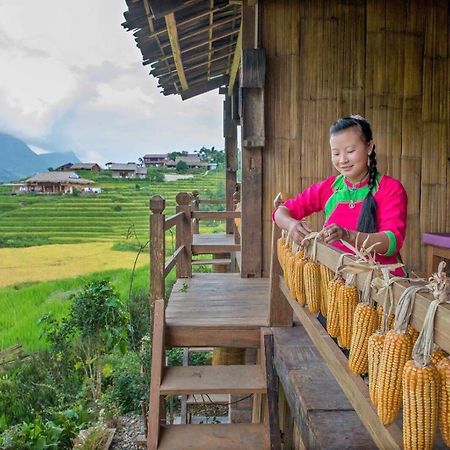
341, 166, 353, 170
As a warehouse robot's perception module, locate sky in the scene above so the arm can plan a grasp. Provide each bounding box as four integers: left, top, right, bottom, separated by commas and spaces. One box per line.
0, 0, 224, 165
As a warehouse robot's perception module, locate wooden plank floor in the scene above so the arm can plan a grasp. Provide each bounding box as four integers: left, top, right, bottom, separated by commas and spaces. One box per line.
165, 274, 269, 347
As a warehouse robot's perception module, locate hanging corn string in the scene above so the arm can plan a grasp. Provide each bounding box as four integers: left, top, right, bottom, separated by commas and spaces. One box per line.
302, 232, 322, 314
326, 252, 350, 338
368, 268, 396, 406
376, 284, 427, 425
319, 264, 334, 317
437, 355, 450, 447
402, 261, 449, 450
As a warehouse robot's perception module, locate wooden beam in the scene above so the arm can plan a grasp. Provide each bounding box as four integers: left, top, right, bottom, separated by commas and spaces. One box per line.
165, 13, 189, 91
228, 25, 242, 96
180, 74, 228, 100
148, 0, 196, 20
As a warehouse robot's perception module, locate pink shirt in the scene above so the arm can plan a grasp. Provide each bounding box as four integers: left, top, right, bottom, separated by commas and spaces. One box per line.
280, 174, 407, 275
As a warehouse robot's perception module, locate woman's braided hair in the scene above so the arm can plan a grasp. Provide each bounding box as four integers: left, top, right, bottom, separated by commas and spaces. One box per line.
329, 116, 378, 233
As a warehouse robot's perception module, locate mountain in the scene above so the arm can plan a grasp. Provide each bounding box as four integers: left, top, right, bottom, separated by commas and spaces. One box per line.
0, 133, 80, 182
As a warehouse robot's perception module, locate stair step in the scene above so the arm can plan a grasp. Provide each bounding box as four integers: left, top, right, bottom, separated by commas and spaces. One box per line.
160, 365, 266, 395
192, 258, 231, 265
186, 393, 229, 405
157, 424, 269, 450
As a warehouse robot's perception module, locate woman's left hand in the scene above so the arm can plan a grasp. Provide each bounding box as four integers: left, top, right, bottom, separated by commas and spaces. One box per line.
321, 224, 350, 244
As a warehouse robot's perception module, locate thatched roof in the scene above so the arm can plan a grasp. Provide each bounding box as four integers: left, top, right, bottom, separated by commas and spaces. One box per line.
122, 0, 241, 99
26, 172, 94, 184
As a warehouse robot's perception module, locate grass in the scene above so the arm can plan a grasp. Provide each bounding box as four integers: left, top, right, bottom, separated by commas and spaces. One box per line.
0, 265, 177, 352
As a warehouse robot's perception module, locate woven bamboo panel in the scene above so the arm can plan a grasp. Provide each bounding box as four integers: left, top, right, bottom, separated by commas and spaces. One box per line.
260, 0, 450, 274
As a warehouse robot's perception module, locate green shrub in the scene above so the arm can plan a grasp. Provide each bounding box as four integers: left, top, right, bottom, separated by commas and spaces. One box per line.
102, 351, 147, 414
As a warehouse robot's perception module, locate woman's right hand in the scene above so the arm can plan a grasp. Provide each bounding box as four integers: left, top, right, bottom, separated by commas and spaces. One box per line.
287, 219, 311, 244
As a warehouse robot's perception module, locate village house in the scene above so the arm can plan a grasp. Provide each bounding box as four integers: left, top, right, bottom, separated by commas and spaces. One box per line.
14, 172, 94, 194
109, 163, 147, 179
143, 153, 169, 167
56, 163, 101, 172
165, 154, 209, 169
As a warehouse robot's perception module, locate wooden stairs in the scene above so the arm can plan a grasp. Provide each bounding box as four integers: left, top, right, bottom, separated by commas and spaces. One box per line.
145, 298, 271, 450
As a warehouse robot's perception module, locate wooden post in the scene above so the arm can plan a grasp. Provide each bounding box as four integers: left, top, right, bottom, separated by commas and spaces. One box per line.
150, 195, 166, 305
269, 214, 292, 326
190, 190, 200, 234
240, 1, 264, 278
176, 192, 192, 278
264, 332, 282, 450
224, 95, 238, 235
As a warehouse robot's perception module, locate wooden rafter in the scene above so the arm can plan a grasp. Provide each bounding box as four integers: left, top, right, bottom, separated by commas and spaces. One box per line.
165, 13, 189, 91
151, 38, 237, 69
207, 0, 214, 79
228, 25, 242, 96
143, 0, 179, 92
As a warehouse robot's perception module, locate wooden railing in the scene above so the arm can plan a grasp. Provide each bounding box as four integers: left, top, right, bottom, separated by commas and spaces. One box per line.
150, 193, 192, 305
149, 192, 242, 304
270, 220, 450, 450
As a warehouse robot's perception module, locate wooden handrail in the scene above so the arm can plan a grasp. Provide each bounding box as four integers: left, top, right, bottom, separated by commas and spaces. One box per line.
164, 245, 185, 277
279, 278, 403, 449
198, 199, 226, 204
164, 212, 183, 230
191, 211, 240, 220
312, 239, 450, 353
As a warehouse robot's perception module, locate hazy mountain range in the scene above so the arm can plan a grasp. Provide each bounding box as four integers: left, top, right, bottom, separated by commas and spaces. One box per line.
0, 133, 80, 182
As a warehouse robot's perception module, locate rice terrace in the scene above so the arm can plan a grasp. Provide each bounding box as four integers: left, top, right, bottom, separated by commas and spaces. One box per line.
0, 170, 224, 350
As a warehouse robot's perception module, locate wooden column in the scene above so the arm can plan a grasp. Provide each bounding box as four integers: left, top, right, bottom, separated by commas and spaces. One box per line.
224, 95, 238, 235
150, 195, 166, 304
176, 192, 192, 278
240, 0, 265, 278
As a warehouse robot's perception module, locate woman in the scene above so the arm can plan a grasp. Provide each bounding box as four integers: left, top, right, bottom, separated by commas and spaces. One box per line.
274, 115, 407, 275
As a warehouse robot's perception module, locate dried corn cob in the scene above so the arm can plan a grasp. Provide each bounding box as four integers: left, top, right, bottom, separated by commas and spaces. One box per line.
431, 347, 448, 366
437, 357, 450, 447
337, 283, 359, 349
368, 332, 386, 405
377, 304, 394, 330
403, 360, 440, 450
294, 257, 307, 305
377, 330, 412, 424
406, 324, 419, 347
326, 278, 344, 338
304, 261, 321, 313
319, 264, 333, 317
349, 303, 378, 374
286, 252, 297, 298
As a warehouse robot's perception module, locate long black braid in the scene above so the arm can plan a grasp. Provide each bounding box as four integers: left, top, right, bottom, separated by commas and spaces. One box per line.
329, 116, 378, 233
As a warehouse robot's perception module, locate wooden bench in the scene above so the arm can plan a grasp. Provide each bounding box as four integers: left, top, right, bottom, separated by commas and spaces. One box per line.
422, 232, 450, 274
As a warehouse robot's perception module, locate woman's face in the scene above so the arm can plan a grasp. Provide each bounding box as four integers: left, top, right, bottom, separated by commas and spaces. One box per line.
330, 127, 373, 184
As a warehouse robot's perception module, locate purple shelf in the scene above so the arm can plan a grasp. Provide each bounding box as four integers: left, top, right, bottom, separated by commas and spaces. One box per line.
422, 233, 450, 249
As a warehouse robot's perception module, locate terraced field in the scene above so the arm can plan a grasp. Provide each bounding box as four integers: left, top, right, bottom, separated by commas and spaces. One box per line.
0, 170, 225, 246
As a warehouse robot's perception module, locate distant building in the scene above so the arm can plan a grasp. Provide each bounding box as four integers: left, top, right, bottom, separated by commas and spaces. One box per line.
16, 172, 94, 194
166, 155, 209, 169
143, 153, 169, 167
56, 163, 101, 172
109, 163, 147, 179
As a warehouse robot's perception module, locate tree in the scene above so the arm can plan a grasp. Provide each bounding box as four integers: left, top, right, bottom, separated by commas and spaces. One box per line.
168, 150, 188, 161
196, 146, 224, 164
148, 167, 165, 183
176, 160, 188, 173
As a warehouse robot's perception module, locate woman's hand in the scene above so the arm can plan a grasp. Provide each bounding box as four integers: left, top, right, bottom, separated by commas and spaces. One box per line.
321, 224, 351, 244
287, 219, 312, 244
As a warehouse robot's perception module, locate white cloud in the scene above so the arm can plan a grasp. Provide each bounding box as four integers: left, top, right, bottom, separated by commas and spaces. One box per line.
0, 0, 223, 164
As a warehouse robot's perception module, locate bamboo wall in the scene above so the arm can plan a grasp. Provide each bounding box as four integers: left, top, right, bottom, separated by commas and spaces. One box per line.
261, 0, 450, 274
